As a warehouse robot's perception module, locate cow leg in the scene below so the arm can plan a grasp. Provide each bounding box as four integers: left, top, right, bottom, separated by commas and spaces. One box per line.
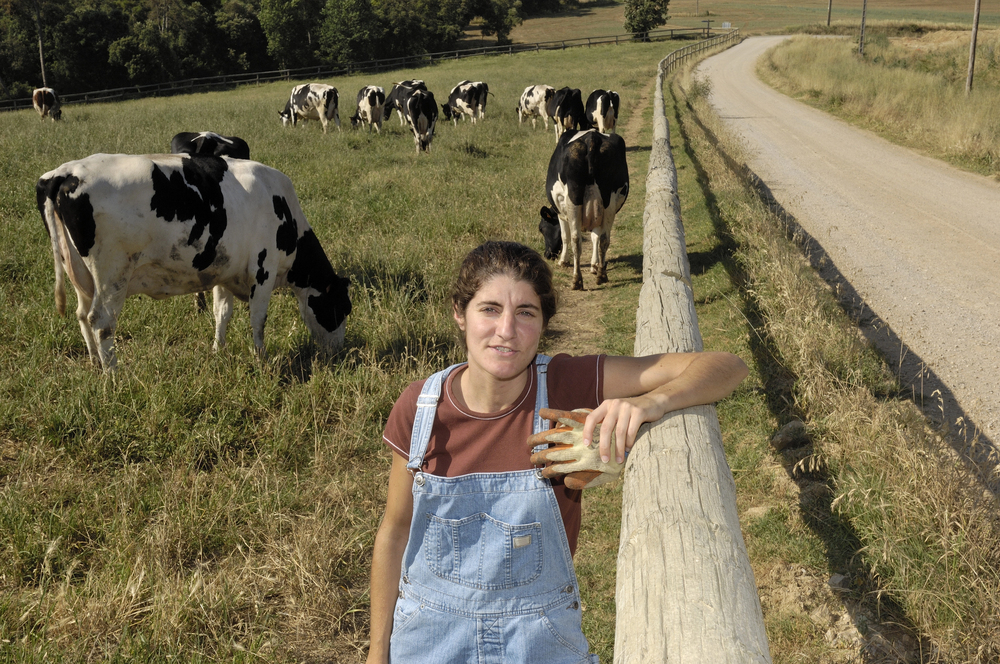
87, 276, 130, 371
556, 213, 573, 268
248, 277, 276, 357
571, 228, 583, 291
590, 231, 602, 275
212, 285, 234, 351
596, 231, 611, 285
564, 207, 584, 290
73, 288, 100, 365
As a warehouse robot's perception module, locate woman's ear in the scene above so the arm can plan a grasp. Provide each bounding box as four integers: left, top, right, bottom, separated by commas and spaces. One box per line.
453, 304, 466, 331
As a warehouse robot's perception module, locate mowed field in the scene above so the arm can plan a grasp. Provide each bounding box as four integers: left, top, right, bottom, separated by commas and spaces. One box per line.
0, 42, 668, 662
498, 0, 1000, 41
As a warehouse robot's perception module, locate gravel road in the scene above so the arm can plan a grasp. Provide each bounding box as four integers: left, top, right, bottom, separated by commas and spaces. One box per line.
697, 36, 1000, 448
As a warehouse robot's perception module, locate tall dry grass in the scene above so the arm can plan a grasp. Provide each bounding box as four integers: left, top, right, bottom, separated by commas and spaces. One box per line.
758, 31, 1000, 177
674, 60, 1000, 662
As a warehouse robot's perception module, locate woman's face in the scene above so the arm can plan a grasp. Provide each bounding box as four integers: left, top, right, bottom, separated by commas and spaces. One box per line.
454, 274, 545, 383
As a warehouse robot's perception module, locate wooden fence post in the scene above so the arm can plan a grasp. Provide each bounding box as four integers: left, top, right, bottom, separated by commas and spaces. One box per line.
613, 30, 770, 664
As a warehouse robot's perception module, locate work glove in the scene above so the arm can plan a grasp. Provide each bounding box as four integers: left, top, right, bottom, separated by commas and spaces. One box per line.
528, 408, 625, 490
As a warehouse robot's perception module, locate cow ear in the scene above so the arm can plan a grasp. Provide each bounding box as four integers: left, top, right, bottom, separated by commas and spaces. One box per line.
540, 206, 557, 223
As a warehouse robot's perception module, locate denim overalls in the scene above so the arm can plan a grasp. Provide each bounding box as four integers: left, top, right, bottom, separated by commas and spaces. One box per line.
389, 355, 599, 664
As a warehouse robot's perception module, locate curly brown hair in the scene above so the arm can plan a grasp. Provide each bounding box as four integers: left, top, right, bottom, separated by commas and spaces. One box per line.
451, 241, 557, 328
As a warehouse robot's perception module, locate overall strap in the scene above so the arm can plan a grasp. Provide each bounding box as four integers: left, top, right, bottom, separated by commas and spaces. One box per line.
533, 354, 552, 435
407, 363, 463, 472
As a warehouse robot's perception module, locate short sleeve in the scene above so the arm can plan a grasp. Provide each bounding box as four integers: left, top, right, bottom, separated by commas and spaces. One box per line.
382, 379, 426, 460
546, 353, 605, 411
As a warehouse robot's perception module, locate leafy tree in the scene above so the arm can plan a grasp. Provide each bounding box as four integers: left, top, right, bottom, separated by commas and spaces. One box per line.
473, 0, 522, 45
623, 0, 668, 41
216, 0, 272, 71
317, 0, 384, 63
372, 0, 469, 56
258, 0, 322, 68
170, 1, 230, 76
108, 22, 177, 83
50, 5, 130, 91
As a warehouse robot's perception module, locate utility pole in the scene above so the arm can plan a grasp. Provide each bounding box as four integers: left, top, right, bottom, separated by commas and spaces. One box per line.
858, 0, 868, 56
966, 0, 982, 95
31, 0, 47, 87
827, 0, 833, 27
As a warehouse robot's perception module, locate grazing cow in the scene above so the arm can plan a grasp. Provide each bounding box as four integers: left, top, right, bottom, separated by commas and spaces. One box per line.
170, 132, 250, 159
441, 80, 481, 125
384, 79, 427, 126
35, 153, 352, 370
406, 90, 438, 154
517, 84, 555, 129
279, 83, 340, 133
585, 90, 620, 134
32, 87, 62, 121
547, 87, 590, 140
349, 85, 386, 133
539, 129, 629, 290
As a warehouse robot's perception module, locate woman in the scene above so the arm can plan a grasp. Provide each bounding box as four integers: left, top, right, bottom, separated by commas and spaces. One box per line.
367, 241, 747, 664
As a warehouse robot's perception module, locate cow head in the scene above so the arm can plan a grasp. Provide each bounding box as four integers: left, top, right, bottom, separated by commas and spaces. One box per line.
349, 112, 362, 128
279, 102, 293, 127
440, 103, 452, 121
287, 230, 352, 351
539, 206, 562, 260
51, 107, 62, 121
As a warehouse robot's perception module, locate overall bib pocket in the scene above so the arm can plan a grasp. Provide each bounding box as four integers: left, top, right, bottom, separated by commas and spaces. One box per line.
424, 513, 543, 589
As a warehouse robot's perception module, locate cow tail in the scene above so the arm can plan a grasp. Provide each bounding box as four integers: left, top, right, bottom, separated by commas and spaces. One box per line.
41, 202, 67, 316
585, 140, 606, 227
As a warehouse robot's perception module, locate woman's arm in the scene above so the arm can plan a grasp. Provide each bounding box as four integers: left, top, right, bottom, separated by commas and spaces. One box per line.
584, 352, 749, 464
366, 454, 414, 664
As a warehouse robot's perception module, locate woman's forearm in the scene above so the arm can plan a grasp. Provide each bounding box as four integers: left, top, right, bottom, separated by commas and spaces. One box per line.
366, 520, 409, 664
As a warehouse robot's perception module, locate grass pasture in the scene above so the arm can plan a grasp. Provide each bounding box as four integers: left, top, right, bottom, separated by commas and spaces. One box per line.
499, 0, 1000, 43
0, 42, 669, 662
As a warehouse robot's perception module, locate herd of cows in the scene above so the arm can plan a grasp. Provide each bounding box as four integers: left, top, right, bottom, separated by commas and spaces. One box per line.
29, 76, 630, 370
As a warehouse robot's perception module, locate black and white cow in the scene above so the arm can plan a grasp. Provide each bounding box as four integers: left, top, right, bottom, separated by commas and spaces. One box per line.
349, 85, 386, 133
539, 129, 629, 290
32, 87, 61, 121
384, 80, 427, 126
547, 87, 590, 140
279, 83, 340, 133
406, 90, 438, 153
441, 80, 481, 125
170, 132, 251, 159
517, 84, 555, 129
35, 153, 352, 370
585, 90, 620, 134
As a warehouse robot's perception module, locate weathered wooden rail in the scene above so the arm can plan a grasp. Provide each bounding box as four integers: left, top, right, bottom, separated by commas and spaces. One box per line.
614, 28, 773, 663
0, 27, 718, 113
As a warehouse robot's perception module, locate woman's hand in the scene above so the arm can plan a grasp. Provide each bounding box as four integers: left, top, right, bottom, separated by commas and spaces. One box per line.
582, 393, 668, 464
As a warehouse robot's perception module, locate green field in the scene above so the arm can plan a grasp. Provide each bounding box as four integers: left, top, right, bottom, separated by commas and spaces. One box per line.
0, 42, 667, 662
499, 0, 1000, 41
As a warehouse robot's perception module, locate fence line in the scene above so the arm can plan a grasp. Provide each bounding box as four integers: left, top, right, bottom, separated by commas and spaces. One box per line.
0, 26, 721, 113
613, 28, 773, 663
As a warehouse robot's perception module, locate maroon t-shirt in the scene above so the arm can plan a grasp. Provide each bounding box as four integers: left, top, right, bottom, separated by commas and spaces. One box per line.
383, 354, 606, 556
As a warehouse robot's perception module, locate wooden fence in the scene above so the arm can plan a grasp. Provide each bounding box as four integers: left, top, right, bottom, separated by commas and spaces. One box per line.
0, 27, 718, 113
613, 28, 773, 663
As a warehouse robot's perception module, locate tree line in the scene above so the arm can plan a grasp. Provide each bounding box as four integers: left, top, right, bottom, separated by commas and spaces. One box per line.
0, 0, 573, 98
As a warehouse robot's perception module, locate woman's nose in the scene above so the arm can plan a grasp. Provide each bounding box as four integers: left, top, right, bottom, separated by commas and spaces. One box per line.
496, 309, 516, 338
